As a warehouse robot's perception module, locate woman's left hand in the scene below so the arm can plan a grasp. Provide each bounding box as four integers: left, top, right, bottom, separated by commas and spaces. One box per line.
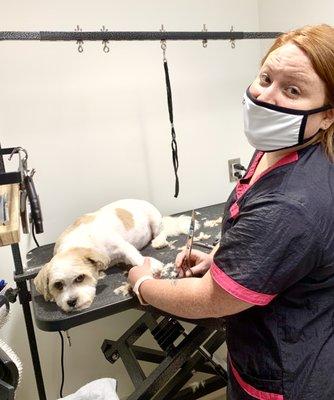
128, 257, 153, 287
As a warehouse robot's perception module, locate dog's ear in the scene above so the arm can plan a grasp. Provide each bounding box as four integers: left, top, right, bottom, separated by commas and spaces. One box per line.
83, 249, 110, 272
34, 263, 53, 301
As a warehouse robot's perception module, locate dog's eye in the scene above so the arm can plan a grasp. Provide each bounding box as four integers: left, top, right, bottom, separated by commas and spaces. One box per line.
74, 274, 85, 283
54, 282, 64, 291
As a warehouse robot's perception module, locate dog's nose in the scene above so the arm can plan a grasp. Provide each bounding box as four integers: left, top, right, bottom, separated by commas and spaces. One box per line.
67, 298, 77, 308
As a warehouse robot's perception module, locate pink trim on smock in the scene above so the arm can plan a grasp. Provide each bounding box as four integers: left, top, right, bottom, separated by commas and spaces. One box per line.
229, 202, 240, 219
235, 151, 264, 200
229, 356, 284, 400
210, 263, 276, 306
236, 151, 299, 200
230, 151, 299, 219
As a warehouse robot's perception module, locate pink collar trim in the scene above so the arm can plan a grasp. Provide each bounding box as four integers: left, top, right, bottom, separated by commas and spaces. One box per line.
236, 151, 298, 200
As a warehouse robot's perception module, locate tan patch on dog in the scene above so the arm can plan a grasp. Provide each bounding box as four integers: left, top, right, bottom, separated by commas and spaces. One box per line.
115, 208, 134, 231
54, 214, 96, 254
56, 247, 110, 271
72, 214, 96, 228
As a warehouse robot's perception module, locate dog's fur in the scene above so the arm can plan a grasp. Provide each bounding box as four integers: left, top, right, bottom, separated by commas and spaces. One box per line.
34, 199, 191, 312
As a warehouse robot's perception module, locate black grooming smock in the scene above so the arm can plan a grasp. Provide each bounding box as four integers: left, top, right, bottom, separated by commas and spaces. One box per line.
210, 144, 334, 400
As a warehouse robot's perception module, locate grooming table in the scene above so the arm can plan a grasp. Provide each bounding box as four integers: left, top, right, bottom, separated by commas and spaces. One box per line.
29, 203, 228, 399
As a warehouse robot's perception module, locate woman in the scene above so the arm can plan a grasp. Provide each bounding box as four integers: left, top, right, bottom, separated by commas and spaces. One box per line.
129, 24, 334, 399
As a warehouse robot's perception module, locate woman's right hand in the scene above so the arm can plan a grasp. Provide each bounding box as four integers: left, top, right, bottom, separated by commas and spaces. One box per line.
175, 249, 213, 277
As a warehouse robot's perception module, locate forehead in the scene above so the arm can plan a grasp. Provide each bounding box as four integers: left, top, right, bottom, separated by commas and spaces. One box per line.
49, 256, 87, 282
262, 43, 320, 85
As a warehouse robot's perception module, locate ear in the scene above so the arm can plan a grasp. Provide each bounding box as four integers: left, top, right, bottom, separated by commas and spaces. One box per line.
321, 108, 334, 130
34, 263, 53, 301
83, 249, 110, 272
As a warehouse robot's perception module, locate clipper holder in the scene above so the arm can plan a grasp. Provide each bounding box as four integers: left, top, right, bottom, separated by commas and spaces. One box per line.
102, 312, 227, 400
0, 147, 47, 400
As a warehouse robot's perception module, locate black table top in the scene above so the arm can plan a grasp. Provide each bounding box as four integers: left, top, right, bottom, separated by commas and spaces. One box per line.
28, 203, 225, 331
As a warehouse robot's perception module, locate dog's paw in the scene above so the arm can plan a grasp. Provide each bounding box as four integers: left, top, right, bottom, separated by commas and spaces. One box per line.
151, 232, 168, 249
114, 282, 132, 296
148, 257, 164, 277
149, 259, 178, 279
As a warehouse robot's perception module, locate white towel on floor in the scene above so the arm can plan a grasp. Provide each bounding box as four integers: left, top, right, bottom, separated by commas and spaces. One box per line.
59, 378, 119, 400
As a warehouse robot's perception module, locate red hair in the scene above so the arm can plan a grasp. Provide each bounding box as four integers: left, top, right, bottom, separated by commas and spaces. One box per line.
262, 24, 334, 159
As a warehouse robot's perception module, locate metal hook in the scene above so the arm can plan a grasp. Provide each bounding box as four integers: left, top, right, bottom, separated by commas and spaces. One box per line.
8, 147, 29, 180
202, 24, 208, 48
8, 147, 28, 171
8, 147, 28, 162
160, 24, 167, 62
101, 25, 110, 53
230, 26, 236, 49
75, 25, 84, 53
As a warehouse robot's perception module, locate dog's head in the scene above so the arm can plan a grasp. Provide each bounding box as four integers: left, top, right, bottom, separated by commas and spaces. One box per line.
34, 248, 109, 312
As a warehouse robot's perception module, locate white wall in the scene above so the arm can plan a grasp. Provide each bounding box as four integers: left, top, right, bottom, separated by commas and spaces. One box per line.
257, 0, 334, 57
0, 1, 262, 399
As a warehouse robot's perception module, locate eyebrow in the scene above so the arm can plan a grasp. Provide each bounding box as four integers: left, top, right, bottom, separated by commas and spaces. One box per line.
260, 65, 310, 85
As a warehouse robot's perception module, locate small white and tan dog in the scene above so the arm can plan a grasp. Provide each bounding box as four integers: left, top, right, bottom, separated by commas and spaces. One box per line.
34, 199, 191, 312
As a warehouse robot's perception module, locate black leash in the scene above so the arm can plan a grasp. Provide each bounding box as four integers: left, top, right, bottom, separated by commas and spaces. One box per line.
162, 34, 180, 198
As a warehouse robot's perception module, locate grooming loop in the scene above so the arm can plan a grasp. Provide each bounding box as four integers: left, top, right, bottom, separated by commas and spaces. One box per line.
202, 24, 208, 48
160, 24, 180, 197
75, 25, 84, 53
101, 25, 110, 53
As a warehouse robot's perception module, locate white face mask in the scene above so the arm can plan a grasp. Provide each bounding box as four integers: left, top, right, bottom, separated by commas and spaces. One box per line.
243, 88, 332, 152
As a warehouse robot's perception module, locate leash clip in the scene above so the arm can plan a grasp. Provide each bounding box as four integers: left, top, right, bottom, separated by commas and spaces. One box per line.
160, 24, 167, 62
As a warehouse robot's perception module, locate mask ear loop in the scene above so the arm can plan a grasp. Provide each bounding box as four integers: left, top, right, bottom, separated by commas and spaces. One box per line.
298, 104, 333, 144
298, 115, 308, 144
160, 24, 180, 198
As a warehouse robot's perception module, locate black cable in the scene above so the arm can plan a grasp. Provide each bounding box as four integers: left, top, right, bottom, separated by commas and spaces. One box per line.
234, 163, 246, 171
58, 331, 65, 398
31, 221, 40, 247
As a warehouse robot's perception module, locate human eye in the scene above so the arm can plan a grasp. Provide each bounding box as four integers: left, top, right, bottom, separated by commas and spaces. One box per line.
259, 73, 271, 86
285, 86, 301, 97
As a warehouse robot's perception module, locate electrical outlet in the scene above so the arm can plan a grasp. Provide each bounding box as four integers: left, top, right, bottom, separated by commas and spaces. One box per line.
228, 158, 241, 182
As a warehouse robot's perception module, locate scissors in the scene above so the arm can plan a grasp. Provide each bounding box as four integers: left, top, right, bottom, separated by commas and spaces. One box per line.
179, 210, 196, 277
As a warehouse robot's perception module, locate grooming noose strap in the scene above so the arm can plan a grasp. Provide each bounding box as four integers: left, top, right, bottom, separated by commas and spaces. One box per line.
163, 58, 180, 198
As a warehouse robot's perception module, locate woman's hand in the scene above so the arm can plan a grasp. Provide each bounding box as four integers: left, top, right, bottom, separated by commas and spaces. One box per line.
175, 249, 213, 277
128, 257, 153, 287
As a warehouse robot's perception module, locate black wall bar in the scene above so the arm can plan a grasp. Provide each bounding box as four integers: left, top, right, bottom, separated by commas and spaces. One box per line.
0, 31, 282, 42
